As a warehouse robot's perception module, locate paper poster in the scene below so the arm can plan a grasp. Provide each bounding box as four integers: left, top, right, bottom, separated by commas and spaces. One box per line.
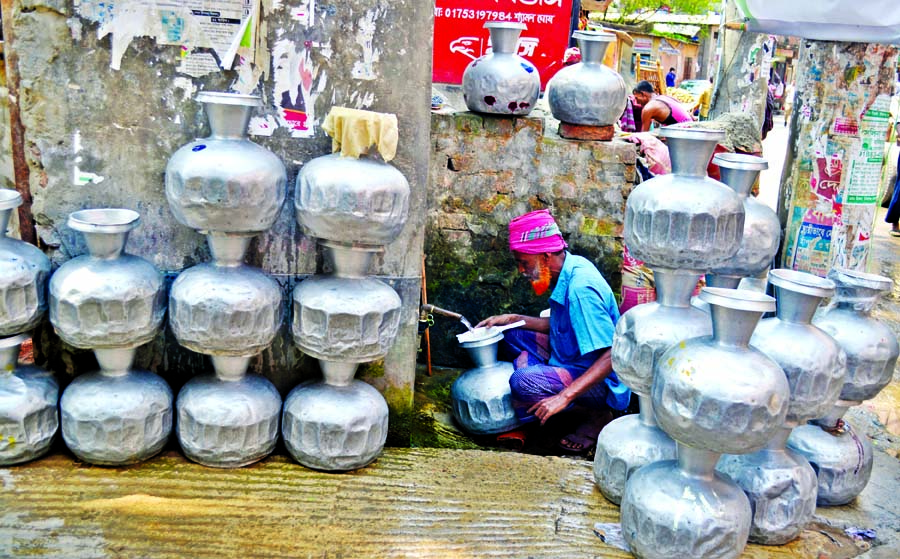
846, 95, 893, 204
77, 0, 258, 70
791, 220, 833, 276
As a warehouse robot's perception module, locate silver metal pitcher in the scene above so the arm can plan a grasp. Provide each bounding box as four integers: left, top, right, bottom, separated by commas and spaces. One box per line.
596, 269, 709, 504
708, 153, 780, 288
166, 92, 287, 236
0, 334, 58, 466
624, 127, 744, 273
547, 30, 626, 126
0, 190, 51, 336
621, 288, 788, 559
51, 209, 172, 465
450, 330, 520, 435
718, 269, 844, 544
462, 22, 540, 115
786, 268, 898, 505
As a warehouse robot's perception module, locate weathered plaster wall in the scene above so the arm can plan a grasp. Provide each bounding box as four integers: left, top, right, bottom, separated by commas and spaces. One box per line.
425, 111, 637, 367
4, 0, 433, 442
778, 41, 899, 275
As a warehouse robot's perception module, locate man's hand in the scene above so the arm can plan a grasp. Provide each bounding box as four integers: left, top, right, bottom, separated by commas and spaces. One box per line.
476, 314, 521, 328
528, 393, 573, 425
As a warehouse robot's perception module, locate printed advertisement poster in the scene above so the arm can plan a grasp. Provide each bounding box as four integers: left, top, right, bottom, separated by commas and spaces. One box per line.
846, 95, 893, 205
791, 219, 833, 276
432, 0, 574, 87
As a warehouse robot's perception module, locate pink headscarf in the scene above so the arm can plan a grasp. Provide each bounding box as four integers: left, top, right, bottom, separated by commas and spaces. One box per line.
509, 209, 568, 254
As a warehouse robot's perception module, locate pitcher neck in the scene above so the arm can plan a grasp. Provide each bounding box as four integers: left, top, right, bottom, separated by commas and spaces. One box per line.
320, 360, 358, 387
718, 167, 758, 199
94, 347, 136, 377
710, 304, 761, 347
575, 34, 612, 66
204, 103, 253, 139
207, 234, 251, 267
638, 395, 657, 427
677, 444, 719, 480
0, 335, 27, 373
487, 24, 523, 54
212, 355, 251, 381
654, 268, 699, 308
774, 286, 822, 324
0, 208, 12, 238
705, 273, 741, 290
667, 136, 718, 177
765, 426, 792, 451
84, 231, 129, 259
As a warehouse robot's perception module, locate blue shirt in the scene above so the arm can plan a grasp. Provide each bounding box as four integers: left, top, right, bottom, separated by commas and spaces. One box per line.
548, 253, 631, 410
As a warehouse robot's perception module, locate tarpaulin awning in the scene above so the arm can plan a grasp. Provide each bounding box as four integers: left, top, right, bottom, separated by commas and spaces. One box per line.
736, 0, 900, 43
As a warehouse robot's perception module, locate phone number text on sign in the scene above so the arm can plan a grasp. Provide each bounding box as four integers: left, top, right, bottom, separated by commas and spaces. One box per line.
435, 7, 556, 23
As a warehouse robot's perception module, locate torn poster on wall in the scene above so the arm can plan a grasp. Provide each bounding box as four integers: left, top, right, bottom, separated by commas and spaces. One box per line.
76, 0, 259, 71
267, 38, 328, 138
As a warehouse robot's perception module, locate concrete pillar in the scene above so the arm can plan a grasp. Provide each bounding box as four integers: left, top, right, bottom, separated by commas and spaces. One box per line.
710, 2, 772, 125
778, 41, 898, 274
0, 0, 433, 444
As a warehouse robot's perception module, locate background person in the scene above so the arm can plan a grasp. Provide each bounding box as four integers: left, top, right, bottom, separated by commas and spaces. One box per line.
631, 80, 693, 131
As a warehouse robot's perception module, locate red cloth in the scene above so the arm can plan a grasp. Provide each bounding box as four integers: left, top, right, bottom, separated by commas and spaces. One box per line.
508, 209, 568, 254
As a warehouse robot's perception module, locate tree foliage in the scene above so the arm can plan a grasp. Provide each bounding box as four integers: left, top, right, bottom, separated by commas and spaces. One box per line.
601, 0, 718, 26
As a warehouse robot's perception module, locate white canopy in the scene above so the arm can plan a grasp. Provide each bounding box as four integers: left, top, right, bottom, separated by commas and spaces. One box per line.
737, 0, 900, 43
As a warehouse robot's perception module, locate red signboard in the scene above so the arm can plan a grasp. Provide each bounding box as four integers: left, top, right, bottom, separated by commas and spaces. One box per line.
433, 0, 575, 87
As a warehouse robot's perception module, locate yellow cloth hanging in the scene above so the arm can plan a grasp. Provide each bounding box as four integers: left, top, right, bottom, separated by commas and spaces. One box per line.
322, 107, 399, 162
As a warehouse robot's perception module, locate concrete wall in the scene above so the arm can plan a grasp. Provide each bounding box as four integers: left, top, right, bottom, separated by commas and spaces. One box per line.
2, 0, 433, 443
425, 111, 637, 367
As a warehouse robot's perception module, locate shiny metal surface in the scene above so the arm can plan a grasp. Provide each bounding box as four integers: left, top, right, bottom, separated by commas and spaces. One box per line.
546, 30, 626, 126
653, 288, 789, 454
787, 411, 873, 506
292, 276, 401, 363
450, 337, 519, 435
176, 357, 282, 468
718, 428, 818, 545
710, 154, 780, 282
751, 269, 845, 426
624, 127, 744, 272
170, 262, 282, 357
282, 379, 389, 471
60, 357, 173, 466
49, 209, 165, 349
621, 445, 751, 559
593, 397, 676, 505
462, 22, 540, 115
0, 334, 58, 465
0, 191, 51, 336
166, 92, 287, 235
813, 268, 899, 403
611, 268, 710, 396
295, 153, 410, 248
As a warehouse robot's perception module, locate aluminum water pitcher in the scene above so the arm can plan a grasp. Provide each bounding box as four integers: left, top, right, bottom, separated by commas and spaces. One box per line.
462, 22, 540, 115
450, 330, 520, 435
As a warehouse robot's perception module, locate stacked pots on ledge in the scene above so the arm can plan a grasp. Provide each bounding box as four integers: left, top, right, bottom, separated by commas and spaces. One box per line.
787, 269, 899, 505
166, 91, 287, 468
0, 189, 56, 466
617, 126, 793, 559
51, 209, 171, 465
718, 269, 846, 544
597, 127, 739, 506
286, 116, 409, 471
451, 330, 520, 435
547, 29, 626, 129
462, 22, 539, 115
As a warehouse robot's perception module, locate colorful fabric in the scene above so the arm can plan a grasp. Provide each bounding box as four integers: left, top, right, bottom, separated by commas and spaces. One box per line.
501, 329, 615, 422
508, 209, 568, 254
619, 96, 637, 132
